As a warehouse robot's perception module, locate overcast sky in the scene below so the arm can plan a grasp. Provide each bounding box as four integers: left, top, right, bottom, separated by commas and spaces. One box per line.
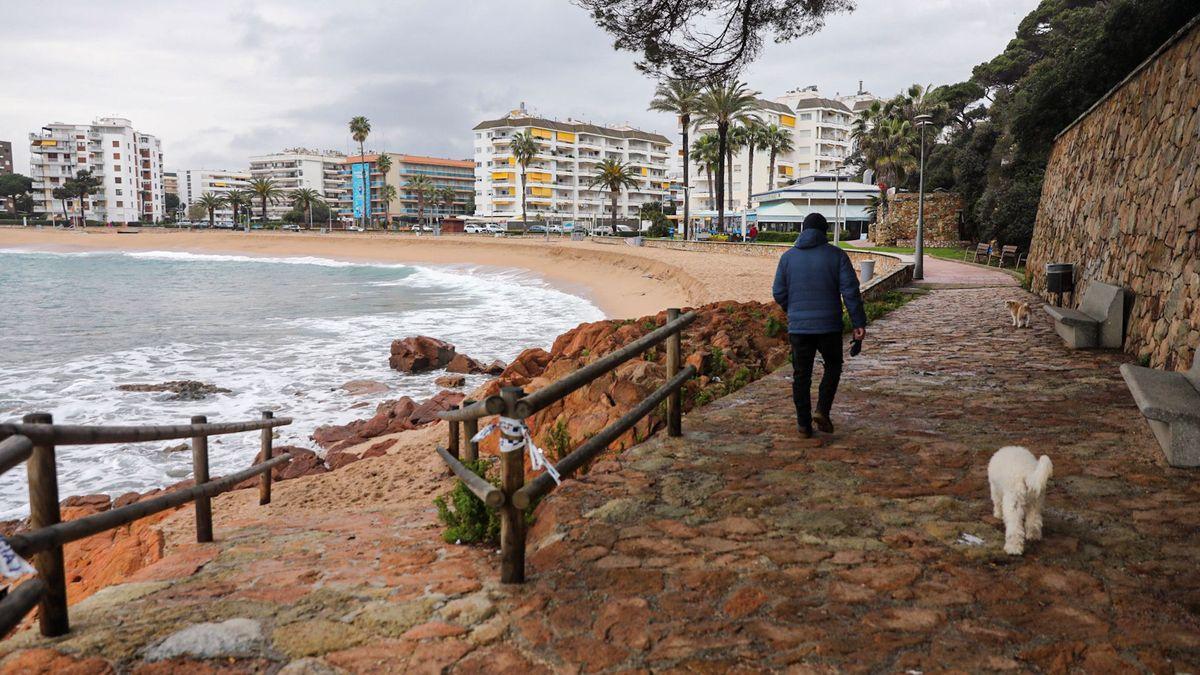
1, 0, 1035, 175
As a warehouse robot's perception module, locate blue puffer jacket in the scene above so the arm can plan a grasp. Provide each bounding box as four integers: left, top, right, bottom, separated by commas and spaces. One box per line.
771, 229, 868, 334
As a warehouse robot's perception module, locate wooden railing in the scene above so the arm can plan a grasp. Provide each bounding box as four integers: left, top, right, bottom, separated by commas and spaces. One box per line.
437, 308, 697, 583
0, 411, 292, 639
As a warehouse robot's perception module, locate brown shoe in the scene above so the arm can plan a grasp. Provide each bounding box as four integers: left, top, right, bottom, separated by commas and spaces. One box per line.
798, 424, 813, 439
813, 412, 834, 434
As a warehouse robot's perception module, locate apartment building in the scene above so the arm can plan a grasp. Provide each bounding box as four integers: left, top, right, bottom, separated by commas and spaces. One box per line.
247, 148, 345, 220
28, 117, 165, 224
336, 153, 474, 225
473, 105, 672, 224
178, 169, 251, 220
683, 86, 875, 223
163, 171, 178, 197
0, 141, 12, 175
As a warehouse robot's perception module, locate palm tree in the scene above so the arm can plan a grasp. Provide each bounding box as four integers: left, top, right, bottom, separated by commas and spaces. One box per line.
438, 187, 456, 218
291, 188, 323, 229
379, 184, 398, 230
508, 131, 539, 232
691, 133, 721, 213
587, 159, 639, 235
225, 189, 251, 229
695, 81, 759, 233
374, 154, 393, 228
348, 116, 371, 227
763, 124, 795, 190
248, 177, 283, 226
739, 120, 769, 212
197, 192, 225, 229
649, 78, 700, 240
406, 175, 435, 230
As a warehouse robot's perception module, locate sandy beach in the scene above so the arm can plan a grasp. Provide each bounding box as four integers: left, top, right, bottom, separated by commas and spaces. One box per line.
0, 228, 781, 318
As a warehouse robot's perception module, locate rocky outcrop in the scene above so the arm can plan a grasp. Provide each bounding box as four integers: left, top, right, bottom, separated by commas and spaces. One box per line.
116, 381, 232, 400
338, 380, 390, 396
311, 391, 465, 452
434, 374, 466, 388
388, 337, 457, 373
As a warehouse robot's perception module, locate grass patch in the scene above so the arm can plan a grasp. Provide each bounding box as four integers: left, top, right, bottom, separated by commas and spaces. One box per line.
842, 290, 921, 333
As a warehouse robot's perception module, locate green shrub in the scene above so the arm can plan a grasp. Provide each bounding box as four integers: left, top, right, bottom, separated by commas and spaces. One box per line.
709, 347, 728, 375
434, 459, 501, 545
754, 231, 798, 243
542, 419, 572, 463
765, 314, 785, 338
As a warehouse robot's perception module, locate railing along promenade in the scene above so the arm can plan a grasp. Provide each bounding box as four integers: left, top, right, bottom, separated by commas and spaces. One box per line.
0, 412, 293, 638
436, 308, 697, 583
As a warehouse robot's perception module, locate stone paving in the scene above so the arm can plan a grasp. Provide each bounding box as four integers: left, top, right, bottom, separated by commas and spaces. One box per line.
4, 284, 1200, 673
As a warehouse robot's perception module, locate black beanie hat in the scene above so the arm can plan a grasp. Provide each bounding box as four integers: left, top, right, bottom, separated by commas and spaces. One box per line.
802, 212, 828, 232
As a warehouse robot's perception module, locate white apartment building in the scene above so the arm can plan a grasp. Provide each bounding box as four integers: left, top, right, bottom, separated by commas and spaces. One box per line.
683, 86, 875, 223
28, 117, 165, 224
178, 169, 251, 220
473, 105, 672, 224
247, 148, 346, 220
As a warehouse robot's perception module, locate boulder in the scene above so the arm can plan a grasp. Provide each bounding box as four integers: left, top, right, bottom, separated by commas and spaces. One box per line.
389, 336, 457, 373
445, 353, 485, 374
409, 390, 466, 426
435, 374, 467, 388
483, 359, 507, 375
339, 380, 390, 396
116, 380, 232, 400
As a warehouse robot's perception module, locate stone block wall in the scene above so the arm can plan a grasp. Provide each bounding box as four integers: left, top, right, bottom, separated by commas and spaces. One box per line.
1027, 17, 1199, 371
871, 192, 964, 247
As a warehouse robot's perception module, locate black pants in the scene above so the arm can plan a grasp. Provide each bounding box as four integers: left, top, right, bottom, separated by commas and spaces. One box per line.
789, 332, 844, 428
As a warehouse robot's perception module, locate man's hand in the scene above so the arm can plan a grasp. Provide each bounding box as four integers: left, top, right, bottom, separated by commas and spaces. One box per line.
853, 327, 866, 341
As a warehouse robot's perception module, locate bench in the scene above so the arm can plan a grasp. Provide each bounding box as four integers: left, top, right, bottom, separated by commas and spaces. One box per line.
1120, 351, 1200, 467
993, 245, 1026, 268
1043, 280, 1124, 349
966, 243, 989, 264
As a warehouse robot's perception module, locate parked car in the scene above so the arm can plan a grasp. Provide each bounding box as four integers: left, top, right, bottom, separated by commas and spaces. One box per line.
282, 223, 300, 231
464, 224, 483, 234
548, 224, 563, 234
527, 224, 547, 234
615, 224, 635, 234
347, 225, 365, 232
484, 223, 505, 234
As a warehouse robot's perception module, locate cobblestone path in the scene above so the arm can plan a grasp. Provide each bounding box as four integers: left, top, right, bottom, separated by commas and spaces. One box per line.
3, 285, 1198, 673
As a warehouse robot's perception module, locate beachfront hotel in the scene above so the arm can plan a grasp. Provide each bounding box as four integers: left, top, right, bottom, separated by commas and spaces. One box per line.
682, 85, 877, 223
335, 153, 474, 226
247, 148, 346, 220
28, 117, 165, 224
0, 140, 12, 175
473, 104, 672, 224
177, 169, 251, 221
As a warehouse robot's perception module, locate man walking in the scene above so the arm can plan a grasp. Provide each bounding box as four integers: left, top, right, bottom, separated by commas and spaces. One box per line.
772, 213, 867, 438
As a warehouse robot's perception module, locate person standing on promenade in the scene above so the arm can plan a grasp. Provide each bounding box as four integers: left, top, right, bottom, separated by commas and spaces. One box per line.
772, 212, 867, 438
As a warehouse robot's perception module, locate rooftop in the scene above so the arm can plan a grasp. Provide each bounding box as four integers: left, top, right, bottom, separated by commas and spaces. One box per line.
474, 114, 670, 145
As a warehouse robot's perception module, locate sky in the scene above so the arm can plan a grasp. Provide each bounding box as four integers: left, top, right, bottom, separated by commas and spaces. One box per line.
0, 0, 1037, 176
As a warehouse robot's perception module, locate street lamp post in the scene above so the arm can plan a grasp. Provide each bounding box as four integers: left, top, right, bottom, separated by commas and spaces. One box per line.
914, 114, 934, 281
832, 158, 844, 245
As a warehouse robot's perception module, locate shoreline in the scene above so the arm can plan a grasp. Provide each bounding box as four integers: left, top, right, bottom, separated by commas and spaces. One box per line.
0, 228, 727, 319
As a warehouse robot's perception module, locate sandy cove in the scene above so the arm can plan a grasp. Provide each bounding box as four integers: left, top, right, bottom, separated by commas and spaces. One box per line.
0, 228, 782, 318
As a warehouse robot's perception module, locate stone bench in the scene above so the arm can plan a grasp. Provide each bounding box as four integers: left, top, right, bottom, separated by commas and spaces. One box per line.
1043, 280, 1124, 349
1120, 351, 1200, 467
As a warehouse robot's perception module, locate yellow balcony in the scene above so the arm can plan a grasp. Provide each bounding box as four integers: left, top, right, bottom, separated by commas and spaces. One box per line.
530, 128, 553, 140
781, 114, 796, 127
529, 186, 552, 197
779, 165, 794, 176
492, 172, 514, 181
527, 172, 552, 183
556, 131, 575, 143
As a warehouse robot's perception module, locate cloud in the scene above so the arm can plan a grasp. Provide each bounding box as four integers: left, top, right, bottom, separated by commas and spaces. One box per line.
0, 0, 1036, 176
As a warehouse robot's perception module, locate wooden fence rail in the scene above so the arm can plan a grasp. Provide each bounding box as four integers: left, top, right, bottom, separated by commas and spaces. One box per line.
436, 307, 697, 583
0, 411, 292, 639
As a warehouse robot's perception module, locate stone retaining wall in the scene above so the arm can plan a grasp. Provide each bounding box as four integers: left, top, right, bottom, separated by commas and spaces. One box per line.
871, 192, 963, 246
1027, 17, 1200, 370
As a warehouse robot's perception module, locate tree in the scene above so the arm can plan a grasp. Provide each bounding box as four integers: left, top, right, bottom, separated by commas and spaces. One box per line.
248, 177, 283, 225
379, 184, 398, 229
464, 193, 476, 216
291, 188, 323, 229
649, 78, 700, 239
508, 130, 539, 232
578, 0, 855, 80
588, 159, 639, 234
225, 189, 251, 228
692, 133, 721, 212
197, 192, 225, 229
0, 173, 33, 215
737, 119, 769, 210
63, 170, 101, 226
639, 201, 671, 237
763, 123, 794, 190
406, 175, 435, 229
349, 116, 372, 227
164, 192, 180, 214
374, 154, 393, 228
695, 80, 759, 233
52, 186, 72, 225
186, 203, 207, 222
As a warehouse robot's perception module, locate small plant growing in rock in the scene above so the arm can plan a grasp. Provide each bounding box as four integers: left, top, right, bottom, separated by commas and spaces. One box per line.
434, 459, 500, 545
728, 366, 752, 392
709, 347, 729, 375
765, 314, 784, 338
644, 347, 657, 361
542, 419, 573, 462
642, 320, 657, 331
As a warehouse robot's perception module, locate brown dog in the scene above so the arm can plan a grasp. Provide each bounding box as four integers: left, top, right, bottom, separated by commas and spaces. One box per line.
1005, 300, 1032, 328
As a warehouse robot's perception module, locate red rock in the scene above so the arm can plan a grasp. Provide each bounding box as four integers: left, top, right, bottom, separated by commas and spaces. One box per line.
0, 648, 115, 674
408, 390, 466, 426
388, 336, 457, 373
435, 374, 466, 388
483, 359, 507, 375
445, 353, 484, 374
723, 586, 770, 618
339, 379, 390, 395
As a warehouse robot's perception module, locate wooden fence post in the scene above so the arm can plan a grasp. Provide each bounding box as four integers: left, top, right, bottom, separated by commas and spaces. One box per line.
666, 308, 683, 437
462, 399, 479, 462
448, 410, 461, 460
259, 411, 273, 505
498, 387, 526, 584
24, 412, 68, 637
191, 415, 213, 543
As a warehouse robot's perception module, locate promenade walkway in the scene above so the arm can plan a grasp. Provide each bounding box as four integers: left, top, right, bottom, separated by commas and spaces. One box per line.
3, 270, 1198, 673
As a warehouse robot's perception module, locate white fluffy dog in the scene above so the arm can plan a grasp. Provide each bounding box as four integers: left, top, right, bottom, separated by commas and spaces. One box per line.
987, 446, 1053, 555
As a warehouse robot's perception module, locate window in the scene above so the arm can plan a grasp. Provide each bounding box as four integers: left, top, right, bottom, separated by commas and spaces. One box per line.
798, 146, 811, 155
113, 153, 120, 159
115, 177, 122, 184
112, 140, 120, 147
115, 189, 123, 196
116, 201, 123, 207
799, 113, 812, 121
798, 130, 812, 138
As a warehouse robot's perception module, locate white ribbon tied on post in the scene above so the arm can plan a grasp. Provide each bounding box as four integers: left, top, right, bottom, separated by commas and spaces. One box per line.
0, 537, 36, 579
471, 416, 562, 485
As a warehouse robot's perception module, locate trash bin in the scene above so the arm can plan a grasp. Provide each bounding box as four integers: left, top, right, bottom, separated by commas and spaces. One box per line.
859, 259, 876, 283
1046, 262, 1075, 306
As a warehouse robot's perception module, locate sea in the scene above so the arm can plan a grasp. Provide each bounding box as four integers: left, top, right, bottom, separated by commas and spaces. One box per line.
0, 248, 604, 519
